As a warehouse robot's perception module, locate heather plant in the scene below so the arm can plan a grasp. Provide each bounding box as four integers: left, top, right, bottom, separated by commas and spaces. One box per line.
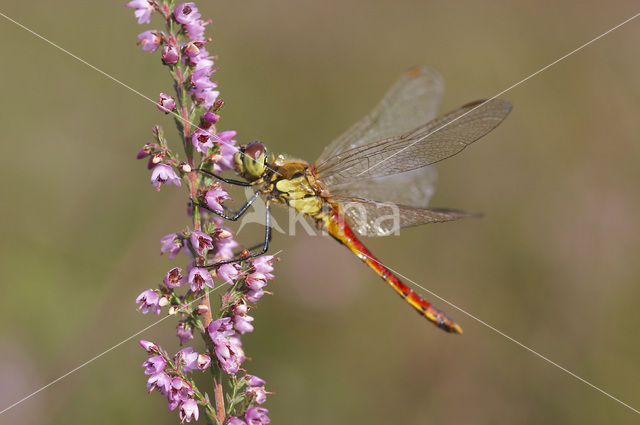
127, 1, 274, 423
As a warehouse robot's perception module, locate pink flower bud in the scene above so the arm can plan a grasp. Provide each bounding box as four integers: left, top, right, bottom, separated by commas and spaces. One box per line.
139, 340, 159, 354
197, 353, 211, 370
203, 111, 219, 124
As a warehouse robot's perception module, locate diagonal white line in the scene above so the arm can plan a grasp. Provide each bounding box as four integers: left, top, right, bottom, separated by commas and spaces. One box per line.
0, 313, 174, 416
0, 10, 284, 177
357, 250, 640, 415
355, 10, 640, 177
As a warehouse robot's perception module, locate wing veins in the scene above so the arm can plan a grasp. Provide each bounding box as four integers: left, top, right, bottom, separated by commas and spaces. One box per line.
317, 99, 512, 188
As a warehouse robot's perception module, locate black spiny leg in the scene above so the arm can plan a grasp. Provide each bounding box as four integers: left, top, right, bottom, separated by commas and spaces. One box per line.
205, 201, 272, 268
196, 169, 253, 187
193, 190, 260, 221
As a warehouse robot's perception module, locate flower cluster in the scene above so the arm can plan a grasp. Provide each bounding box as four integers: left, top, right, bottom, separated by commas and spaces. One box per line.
127, 1, 275, 423
140, 341, 212, 422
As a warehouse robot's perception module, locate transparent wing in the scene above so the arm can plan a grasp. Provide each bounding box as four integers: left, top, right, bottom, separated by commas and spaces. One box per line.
315, 66, 444, 164
328, 165, 438, 208
332, 197, 478, 237
316, 99, 512, 189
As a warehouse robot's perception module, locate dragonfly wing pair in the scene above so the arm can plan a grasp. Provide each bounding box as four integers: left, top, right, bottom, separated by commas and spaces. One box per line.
314, 66, 512, 236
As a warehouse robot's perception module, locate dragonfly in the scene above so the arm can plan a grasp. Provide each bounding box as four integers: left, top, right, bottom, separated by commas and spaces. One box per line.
195, 66, 512, 334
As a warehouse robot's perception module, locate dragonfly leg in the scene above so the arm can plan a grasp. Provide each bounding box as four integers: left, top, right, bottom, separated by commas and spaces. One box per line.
204, 202, 271, 268
193, 190, 260, 221
195, 168, 253, 187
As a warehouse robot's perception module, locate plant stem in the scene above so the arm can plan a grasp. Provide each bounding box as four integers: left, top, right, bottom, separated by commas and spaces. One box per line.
214, 368, 226, 424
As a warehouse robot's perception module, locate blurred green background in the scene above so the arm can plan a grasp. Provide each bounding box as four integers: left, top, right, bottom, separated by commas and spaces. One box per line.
1, 0, 639, 424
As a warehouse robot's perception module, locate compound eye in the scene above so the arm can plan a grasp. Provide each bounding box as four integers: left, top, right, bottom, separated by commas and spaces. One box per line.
244, 141, 266, 160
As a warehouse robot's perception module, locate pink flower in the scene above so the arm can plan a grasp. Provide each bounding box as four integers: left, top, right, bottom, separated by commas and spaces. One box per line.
161, 43, 180, 65
213, 131, 237, 173
188, 267, 214, 291
217, 263, 239, 285
168, 377, 194, 411
142, 355, 166, 375
190, 69, 217, 95
160, 233, 182, 258
245, 272, 267, 291
139, 340, 159, 354
187, 45, 214, 69
177, 322, 194, 344
179, 398, 199, 423
251, 256, 274, 278
245, 407, 270, 425
126, 0, 154, 24
146, 371, 171, 396
174, 2, 201, 24
227, 417, 246, 425
192, 86, 219, 109
187, 54, 219, 108
216, 336, 244, 375
234, 314, 254, 334
208, 319, 245, 374
184, 19, 208, 42
190, 230, 213, 257
191, 128, 214, 154
151, 164, 181, 190
137, 30, 162, 52
246, 375, 266, 387
246, 288, 265, 303
164, 267, 186, 289
136, 289, 165, 315
157, 93, 176, 113
247, 384, 267, 405
208, 318, 234, 343
246, 377, 268, 404
205, 187, 229, 213
175, 347, 199, 373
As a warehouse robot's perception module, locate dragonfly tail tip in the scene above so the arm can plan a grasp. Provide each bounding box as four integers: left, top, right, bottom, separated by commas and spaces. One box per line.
450, 323, 463, 334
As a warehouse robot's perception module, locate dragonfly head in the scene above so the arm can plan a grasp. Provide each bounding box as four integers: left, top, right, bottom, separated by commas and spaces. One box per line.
234, 140, 268, 181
